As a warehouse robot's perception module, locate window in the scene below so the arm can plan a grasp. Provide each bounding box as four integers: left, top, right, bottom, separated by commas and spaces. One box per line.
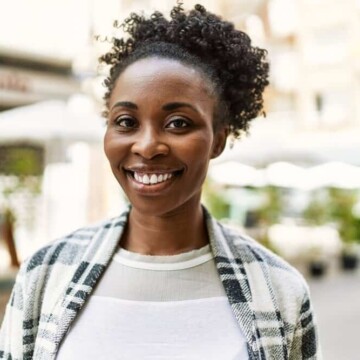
306, 25, 349, 65
315, 89, 350, 126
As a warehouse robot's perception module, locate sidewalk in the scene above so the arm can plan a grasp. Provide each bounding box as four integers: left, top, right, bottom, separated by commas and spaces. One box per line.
308, 270, 360, 360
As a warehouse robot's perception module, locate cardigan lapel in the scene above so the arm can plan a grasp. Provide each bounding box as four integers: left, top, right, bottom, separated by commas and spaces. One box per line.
41, 210, 130, 359
205, 209, 289, 360
38, 206, 287, 359
205, 210, 261, 358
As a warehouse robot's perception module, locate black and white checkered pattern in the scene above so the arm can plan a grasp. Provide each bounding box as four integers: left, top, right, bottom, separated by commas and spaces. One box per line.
0, 207, 321, 359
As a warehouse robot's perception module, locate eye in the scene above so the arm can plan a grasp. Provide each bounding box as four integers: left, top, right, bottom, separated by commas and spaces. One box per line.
114, 116, 137, 129
166, 118, 190, 129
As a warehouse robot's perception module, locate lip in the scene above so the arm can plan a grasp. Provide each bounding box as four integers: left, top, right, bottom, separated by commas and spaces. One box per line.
125, 170, 180, 196
124, 165, 183, 174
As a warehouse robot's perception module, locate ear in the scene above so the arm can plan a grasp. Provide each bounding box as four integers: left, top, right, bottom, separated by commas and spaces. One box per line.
211, 127, 228, 159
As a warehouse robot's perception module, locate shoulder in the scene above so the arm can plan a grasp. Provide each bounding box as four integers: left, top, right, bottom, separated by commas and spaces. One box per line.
218, 222, 310, 311
12, 214, 128, 314
220, 222, 306, 280
24, 220, 105, 270
20, 214, 126, 278
215, 221, 321, 357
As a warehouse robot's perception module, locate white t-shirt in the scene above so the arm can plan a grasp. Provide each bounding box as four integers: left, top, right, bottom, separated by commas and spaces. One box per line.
56, 244, 249, 359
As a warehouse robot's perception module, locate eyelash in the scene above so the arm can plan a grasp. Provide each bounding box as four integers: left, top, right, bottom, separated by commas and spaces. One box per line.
114, 116, 137, 128
166, 118, 191, 129
112, 116, 191, 130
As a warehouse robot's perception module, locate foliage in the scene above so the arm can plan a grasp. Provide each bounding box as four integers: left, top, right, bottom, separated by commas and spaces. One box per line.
0, 144, 44, 223
303, 188, 360, 244
202, 180, 230, 220
303, 194, 329, 225
257, 186, 283, 226
327, 188, 360, 244
0, 144, 43, 176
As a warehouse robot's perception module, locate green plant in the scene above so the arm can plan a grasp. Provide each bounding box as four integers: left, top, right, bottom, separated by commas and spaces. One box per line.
202, 179, 230, 220
327, 188, 360, 244
257, 186, 283, 226
0, 144, 44, 266
303, 197, 328, 225
303, 188, 360, 245
2, 147, 43, 177
1, 144, 43, 215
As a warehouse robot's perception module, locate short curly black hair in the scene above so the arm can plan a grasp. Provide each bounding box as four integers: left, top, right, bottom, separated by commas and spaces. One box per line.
99, 2, 269, 138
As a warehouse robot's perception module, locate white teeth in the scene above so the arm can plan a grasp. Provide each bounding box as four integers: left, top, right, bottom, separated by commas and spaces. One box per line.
143, 174, 150, 184
133, 172, 176, 185
150, 174, 157, 184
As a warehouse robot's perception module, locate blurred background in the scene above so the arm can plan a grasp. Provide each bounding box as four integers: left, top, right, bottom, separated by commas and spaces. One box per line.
0, 0, 359, 358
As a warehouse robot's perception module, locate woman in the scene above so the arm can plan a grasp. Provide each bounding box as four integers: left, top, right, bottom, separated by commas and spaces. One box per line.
0, 3, 321, 359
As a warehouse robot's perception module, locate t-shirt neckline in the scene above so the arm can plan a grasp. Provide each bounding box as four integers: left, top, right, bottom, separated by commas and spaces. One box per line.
114, 244, 213, 271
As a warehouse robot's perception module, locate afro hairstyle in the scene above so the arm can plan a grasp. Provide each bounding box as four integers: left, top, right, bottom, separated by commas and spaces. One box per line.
99, 2, 269, 138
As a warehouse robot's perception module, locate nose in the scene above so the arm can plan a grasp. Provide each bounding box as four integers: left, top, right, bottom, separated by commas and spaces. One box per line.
131, 126, 169, 159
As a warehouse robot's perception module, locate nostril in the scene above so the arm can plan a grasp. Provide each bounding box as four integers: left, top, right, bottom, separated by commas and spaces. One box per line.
131, 141, 170, 159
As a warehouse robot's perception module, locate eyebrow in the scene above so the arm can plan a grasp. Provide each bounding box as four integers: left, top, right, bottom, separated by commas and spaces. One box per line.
110, 101, 199, 113
111, 101, 138, 111
162, 102, 199, 113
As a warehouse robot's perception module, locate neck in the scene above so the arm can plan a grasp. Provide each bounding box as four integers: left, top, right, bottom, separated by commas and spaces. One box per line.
121, 202, 209, 255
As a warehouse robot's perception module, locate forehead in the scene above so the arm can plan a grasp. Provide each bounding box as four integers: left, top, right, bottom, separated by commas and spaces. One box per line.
109, 57, 216, 106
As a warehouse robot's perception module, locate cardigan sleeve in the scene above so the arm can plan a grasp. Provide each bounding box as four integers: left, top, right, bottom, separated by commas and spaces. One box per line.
0, 268, 26, 360
289, 289, 322, 360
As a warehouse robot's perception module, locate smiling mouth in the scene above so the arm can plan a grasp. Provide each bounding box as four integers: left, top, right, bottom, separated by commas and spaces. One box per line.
125, 170, 183, 185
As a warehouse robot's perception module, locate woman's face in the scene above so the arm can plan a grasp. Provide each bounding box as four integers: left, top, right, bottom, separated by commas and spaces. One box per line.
104, 57, 226, 217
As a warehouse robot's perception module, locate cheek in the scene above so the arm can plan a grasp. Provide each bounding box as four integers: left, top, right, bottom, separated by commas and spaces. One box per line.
103, 133, 115, 163
103, 131, 111, 158
103, 131, 125, 166
179, 132, 214, 172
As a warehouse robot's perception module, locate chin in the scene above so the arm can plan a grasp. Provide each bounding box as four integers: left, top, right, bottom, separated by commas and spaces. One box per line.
128, 193, 202, 218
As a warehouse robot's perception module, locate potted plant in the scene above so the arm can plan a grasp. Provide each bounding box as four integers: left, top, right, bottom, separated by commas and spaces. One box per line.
306, 244, 328, 277
0, 143, 44, 268
338, 218, 360, 270
302, 191, 335, 277
327, 188, 360, 271
257, 186, 283, 226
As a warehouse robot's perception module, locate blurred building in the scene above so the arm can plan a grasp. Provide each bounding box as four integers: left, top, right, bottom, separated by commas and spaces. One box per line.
265, 0, 360, 130
0, 34, 105, 264
113, 0, 360, 166
0, 47, 80, 110
223, 0, 360, 166
1, 0, 360, 264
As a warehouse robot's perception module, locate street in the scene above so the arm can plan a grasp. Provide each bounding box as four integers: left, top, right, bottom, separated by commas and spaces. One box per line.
308, 270, 360, 360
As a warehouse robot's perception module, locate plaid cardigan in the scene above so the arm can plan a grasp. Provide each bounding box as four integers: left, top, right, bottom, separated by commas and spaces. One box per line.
0, 207, 321, 359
